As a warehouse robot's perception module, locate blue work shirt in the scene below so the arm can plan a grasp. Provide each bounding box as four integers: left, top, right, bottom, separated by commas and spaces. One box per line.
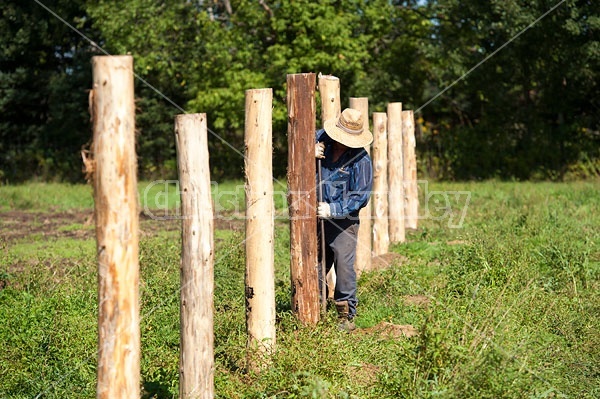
316, 129, 373, 219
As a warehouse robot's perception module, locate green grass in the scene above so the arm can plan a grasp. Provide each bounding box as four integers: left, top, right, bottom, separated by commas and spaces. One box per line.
0, 180, 289, 214
0, 180, 599, 398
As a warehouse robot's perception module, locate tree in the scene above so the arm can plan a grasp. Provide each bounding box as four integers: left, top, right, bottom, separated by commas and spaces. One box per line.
0, 0, 93, 182
421, 0, 600, 179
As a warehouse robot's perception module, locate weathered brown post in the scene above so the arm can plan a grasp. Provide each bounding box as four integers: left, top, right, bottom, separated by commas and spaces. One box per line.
91, 55, 140, 399
372, 112, 389, 256
387, 102, 405, 243
287, 73, 320, 325
175, 113, 214, 398
244, 88, 276, 367
402, 110, 418, 230
349, 97, 372, 276
317, 74, 340, 303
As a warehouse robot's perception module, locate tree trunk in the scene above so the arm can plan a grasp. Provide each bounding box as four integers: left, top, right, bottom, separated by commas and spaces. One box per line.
349, 97, 372, 276
402, 110, 418, 230
175, 113, 214, 399
287, 73, 320, 325
372, 112, 389, 257
387, 102, 405, 243
244, 88, 276, 369
91, 55, 140, 399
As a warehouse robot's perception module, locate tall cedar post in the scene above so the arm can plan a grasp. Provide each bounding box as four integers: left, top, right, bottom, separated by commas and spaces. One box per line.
372, 112, 390, 256
349, 97, 372, 276
91, 55, 140, 399
287, 73, 320, 325
387, 102, 406, 243
402, 110, 419, 230
318, 74, 341, 122
175, 114, 214, 399
244, 88, 276, 368
317, 74, 340, 301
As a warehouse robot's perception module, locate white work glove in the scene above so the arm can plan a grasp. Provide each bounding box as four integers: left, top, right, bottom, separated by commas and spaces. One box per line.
317, 202, 332, 219
315, 142, 325, 159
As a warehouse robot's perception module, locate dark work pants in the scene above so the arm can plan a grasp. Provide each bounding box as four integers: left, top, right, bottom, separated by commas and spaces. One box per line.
318, 218, 359, 318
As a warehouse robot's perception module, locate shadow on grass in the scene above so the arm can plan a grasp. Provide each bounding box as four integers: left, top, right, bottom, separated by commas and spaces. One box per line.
142, 380, 172, 399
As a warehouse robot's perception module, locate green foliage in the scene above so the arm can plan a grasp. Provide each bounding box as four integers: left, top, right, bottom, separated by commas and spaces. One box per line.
0, 0, 94, 183
420, 0, 600, 179
2, 0, 599, 181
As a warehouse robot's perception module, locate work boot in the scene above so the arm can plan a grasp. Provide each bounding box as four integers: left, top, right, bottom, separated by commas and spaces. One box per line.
335, 300, 356, 332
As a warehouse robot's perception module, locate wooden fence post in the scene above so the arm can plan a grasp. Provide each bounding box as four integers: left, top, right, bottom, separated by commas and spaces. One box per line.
287, 73, 320, 325
372, 112, 389, 256
317, 74, 340, 302
318, 74, 341, 122
244, 88, 276, 368
402, 110, 418, 230
387, 102, 405, 244
175, 113, 214, 399
349, 97, 372, 276
91, 55, 140, 399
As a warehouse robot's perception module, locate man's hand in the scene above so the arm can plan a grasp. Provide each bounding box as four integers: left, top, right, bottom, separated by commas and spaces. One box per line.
317, 202, 332, 219
315, 142, 325, 159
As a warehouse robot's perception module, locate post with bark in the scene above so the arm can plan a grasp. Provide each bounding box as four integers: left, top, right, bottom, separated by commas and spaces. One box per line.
372, 112, 389, 257
244, 88, 276, 368
349, 97, 372, 276
287, 73, 320, 325
402, 110, 419, 230
90, 55, 140, 399
175, 114, 214, 399
387, 102, 406, 244
317, 74, 340, 302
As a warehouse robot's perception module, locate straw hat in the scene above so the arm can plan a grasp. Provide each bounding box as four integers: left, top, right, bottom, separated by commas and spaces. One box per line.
324, 108, 373, 148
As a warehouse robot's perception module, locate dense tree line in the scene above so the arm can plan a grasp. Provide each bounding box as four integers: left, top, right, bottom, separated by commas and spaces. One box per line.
1, 0, 598, 182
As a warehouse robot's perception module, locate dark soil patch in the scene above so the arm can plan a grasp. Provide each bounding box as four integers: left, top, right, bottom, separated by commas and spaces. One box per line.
139, 209, 244, 233
0, 209, 245, 244
0, 210, 94, 242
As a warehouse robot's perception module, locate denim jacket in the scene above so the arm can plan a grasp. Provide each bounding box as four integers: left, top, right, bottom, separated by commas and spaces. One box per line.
316, 129, 373, 219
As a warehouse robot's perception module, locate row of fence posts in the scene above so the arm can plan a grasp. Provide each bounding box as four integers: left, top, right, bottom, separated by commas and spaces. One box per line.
89, 57, 417, 398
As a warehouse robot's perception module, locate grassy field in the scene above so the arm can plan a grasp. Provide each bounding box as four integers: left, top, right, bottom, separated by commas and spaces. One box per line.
0, 180, 598, 398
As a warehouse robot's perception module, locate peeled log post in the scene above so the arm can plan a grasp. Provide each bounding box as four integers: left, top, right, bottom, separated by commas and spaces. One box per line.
387, 102, 405, 244
287, 73, 320, 325
175, 114, 214, 399
318, 74, 341, 122
372, 112, 389, 256
349, 97, 372, 276
402, 110, 418, 230
317, 74, 340, 302
244, 88, 276, 368
91, 55, 140, 399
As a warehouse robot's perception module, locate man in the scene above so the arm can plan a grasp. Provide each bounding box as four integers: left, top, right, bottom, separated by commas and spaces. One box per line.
315, 108, 373, 331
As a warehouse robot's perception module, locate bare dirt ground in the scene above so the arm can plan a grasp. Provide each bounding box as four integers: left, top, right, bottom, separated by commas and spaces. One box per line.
356, 321, 419, 338
0, 209, 245, 244
371, 252, 407, 270
0, 210, 94, 242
